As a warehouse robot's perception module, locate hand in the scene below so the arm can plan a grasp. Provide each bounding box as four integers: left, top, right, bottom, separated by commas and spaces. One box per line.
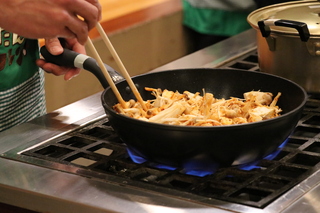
0, 0, 101, 44
36, 38, 85, 80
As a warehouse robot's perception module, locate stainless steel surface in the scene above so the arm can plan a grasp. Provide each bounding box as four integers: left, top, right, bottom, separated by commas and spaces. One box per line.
247, 1, 320, 93
282, 178, 320, 213
1, 29, 320, 213
0, 158, 230, 213
247, 1, 320, 35
151, 29, 257, 72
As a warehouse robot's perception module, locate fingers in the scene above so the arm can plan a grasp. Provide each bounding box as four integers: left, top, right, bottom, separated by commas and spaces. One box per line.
36, 59, 80, 81
43, 37, 85, 56
36, 58, 68, 75
45, 38, 64, 55
72, 0, 101, 30
86, 0, 102, 21
64, 20, 88, 45
38, 38, 85, 80
65, 0, 101, 44
64, 69, 81, 81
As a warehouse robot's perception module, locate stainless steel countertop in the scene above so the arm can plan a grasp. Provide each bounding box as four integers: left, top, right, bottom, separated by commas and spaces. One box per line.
1, 29, 320, 213
151, 28, 256, 72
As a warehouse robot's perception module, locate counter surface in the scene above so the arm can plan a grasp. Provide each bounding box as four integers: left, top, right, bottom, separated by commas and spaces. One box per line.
1, 29, 320, 213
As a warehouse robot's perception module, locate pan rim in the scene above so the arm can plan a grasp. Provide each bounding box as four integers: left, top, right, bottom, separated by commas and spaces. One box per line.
102, 68, 307, 130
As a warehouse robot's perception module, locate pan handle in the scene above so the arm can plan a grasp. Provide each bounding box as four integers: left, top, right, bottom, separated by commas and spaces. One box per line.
258, 19, 310, 42
40, 46, 124, 89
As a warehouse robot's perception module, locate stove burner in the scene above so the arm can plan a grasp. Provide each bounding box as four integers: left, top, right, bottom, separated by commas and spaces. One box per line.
127, 147, 219, 177
127, 139, 289, 177
239, 139, 288, 171
18, 111, 320, 209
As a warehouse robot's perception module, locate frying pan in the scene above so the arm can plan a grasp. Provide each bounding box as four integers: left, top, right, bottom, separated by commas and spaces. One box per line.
41, 47, 307, 168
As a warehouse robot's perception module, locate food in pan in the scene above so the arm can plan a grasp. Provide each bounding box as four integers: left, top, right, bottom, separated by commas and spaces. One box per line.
113, 88, 282, 126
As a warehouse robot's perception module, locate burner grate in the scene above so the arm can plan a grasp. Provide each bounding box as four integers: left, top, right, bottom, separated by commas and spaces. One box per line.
21, 106, 320, 208
20, 51, 320, 209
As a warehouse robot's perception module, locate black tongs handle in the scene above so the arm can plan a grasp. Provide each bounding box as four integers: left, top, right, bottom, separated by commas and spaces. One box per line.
40, 46, 124, 88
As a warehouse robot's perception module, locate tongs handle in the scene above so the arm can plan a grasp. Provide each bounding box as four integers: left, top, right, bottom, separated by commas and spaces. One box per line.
40, 46, 123, 88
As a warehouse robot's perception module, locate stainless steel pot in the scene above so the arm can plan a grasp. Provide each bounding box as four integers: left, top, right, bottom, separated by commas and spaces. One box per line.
247, 0, 320, 93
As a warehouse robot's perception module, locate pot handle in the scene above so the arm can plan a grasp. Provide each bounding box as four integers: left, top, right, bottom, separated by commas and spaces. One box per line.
40, 46, 124, 89
258, 19, 310, 42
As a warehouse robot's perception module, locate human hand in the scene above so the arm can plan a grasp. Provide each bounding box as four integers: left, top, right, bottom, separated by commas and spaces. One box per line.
36, 38, 85, 80
0, 0, 101, 44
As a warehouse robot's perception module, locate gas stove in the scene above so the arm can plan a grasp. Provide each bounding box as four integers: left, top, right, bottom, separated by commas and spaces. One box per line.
1, 29, 320, 213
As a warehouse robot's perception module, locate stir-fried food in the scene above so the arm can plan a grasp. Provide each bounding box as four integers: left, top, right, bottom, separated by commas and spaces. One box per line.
113, 88, 282, 126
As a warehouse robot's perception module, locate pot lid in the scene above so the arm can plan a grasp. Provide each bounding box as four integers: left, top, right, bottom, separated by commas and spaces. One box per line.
248, 0, 320, 36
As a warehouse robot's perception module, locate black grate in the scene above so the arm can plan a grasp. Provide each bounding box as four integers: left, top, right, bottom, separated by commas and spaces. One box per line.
21, 98, 320, 208
21, 51, 320, 209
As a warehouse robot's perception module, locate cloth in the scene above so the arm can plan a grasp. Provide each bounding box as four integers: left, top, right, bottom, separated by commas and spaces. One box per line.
182, 0, 256, 37
185, 0, 256, 11
0, 29, 46, 132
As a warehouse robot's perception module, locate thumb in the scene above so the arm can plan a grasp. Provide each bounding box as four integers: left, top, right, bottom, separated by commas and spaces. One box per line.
45, 38, 64, 55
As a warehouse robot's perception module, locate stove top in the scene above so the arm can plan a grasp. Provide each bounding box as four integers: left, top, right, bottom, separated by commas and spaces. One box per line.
1, 29, 320, 213
15, 97, 320, 209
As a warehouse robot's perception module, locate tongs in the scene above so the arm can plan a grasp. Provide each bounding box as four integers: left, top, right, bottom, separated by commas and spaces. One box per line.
41, 23, 147, 110
87, 24, 146, 110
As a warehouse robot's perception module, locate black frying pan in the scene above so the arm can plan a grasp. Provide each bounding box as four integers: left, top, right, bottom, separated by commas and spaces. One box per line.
41, 47, 307, 167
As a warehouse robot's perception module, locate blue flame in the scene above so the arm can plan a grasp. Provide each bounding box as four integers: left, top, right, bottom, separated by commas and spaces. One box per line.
238, 139, 289, 171
127, 147, 177, 170
127, 147, 147, 164
182, 158, 219, 177
127, 139, 289, 177
185, 170, 215, 177
263, 139, 288, 160
149, 163, 176, 171
238, 162, 260, 171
